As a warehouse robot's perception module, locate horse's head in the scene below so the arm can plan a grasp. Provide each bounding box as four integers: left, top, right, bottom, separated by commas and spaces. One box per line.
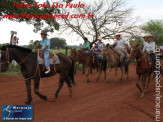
0, 46, 13, 72
98, 47, 108, 59
70, 49, 77, 61
128, 43, 141, 62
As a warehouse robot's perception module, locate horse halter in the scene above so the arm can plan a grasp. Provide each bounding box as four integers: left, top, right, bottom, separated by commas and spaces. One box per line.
0, 48, 10, 65
102, 47, 109, 56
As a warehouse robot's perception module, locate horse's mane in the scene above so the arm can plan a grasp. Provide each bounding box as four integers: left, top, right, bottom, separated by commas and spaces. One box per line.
1, 45, 32, 53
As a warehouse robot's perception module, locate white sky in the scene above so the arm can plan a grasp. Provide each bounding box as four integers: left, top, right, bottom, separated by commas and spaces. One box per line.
0, 0, 163, 46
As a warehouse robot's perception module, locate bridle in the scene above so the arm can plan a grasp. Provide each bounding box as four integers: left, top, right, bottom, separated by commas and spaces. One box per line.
0, 48, 10, 65
0, 48, 32, 68
129, 47, 146, 62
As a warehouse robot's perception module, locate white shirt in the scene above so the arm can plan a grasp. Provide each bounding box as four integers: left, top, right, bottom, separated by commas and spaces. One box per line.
114, 38, 128, 51
160, 46, 163, 51
98, 42, 105, 50
143, 41, 155, 53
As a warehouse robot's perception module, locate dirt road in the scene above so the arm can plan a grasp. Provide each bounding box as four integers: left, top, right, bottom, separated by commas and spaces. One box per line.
0, 65, 162, 122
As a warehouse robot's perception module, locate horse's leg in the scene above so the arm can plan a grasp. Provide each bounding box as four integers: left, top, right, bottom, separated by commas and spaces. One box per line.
96, 69, 102, 82
51, 74, 64, 102
85, 66, 91, 82
120, 68, 123, 81
65, 76, 72, 97
115, 67, 118, 82
25, 79, 32, 104
144, 74, 151, 93
34, 77, 47, 101
140, 75, 147, 98
83, 65, 85, 74
127, 65, 129, 80
136, 74, 143, 93
107, 67, 111, 82
75, 63, 79, 74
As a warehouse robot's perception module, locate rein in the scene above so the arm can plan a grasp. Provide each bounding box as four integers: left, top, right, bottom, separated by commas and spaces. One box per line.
0, 49, 40, 80
0, 48, 32, 70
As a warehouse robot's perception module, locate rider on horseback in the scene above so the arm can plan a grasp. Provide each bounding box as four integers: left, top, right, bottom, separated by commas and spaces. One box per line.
35, 30, 51, 74
143, 34, 156, 69
91, 43, 100, 63
112, 33, 128, 68
80, 37, 90, 53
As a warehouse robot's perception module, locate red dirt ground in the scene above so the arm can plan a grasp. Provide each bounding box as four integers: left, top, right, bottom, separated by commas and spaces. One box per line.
0, 64, 162, 122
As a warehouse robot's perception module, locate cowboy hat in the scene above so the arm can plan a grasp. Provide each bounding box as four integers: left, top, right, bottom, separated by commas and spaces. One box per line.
146, 34, 154, 37
97, 36, 102, 40
40, 30, 49, 36
115, 33, 121, 36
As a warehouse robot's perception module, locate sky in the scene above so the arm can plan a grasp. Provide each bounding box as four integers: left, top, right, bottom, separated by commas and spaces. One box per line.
0, 0, 163, 46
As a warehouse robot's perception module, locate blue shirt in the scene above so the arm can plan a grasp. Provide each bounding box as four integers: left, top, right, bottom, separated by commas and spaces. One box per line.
40, 38, 50, 51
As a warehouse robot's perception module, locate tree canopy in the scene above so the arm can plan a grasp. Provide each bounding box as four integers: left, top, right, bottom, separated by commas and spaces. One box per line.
142, 19, 163, 46
0, 0, 62, 32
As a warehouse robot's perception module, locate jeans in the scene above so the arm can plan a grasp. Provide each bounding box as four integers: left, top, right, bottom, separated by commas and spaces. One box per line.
41, 50, 50, 67
83, 49, 89, 53
94, 53, 99, 63
149, 53, 156, 69
121, 51, 126, 67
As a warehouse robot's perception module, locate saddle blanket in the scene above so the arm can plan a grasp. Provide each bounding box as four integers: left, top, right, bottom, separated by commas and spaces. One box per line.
38, 54, 60, 65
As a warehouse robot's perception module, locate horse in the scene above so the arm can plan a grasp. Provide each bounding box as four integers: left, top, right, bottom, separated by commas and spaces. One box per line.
128, 43, 154, 98
70, 49, 106, 82
0, 45, 75, 104
98, 46, 129, 82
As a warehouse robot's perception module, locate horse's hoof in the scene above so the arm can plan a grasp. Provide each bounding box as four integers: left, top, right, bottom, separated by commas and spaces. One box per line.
25, 101, 31, 105
49, 98, 56, 102
87, 80, 90, 83
140, 94, 144, 98
144, 89, 149, 93
72, 82, 76, 86
136, 83, 142, 93
68, 94, 72, 97
42, 95, 47, 101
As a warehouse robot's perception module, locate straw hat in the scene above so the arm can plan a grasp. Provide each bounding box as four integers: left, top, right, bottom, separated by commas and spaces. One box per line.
115, 33, 121, 36
97, 36, 102, 40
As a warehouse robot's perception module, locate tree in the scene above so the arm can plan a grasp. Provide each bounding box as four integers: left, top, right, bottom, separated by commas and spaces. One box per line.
142, 19, 163, 46
28, 40, 39, 49
50, 38, 67, 49
0, 0, 65, 32
60, 0, 138, 47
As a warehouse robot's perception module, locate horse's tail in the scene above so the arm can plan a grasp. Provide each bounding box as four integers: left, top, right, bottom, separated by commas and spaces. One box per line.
68, 57, 76, 86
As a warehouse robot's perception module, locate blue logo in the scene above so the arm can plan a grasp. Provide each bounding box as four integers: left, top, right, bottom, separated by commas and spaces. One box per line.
2, 105, 33, 121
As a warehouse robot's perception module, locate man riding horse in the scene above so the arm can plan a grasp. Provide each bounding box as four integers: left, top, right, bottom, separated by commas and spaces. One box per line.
35, 30, 51, 74
143, 34, 156, 70
112, 33, 128, 68
80, 37, 90, 53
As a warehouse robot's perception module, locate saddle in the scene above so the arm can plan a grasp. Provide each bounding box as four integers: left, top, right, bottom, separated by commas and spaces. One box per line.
39, 51, 55, 59
38, 51, 56, 72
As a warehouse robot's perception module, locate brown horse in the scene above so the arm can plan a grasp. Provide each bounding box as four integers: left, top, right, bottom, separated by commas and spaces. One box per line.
128, 44, 154, 98
70, 49, 106, 82
98, 47, 129, 82
0, 45, 75, 104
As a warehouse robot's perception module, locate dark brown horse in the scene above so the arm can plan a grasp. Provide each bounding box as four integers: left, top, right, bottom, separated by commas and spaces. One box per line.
0, 45, 75, 104
128, 44, 154, 98
98, 47, 129, 82
70, 49, 106, 82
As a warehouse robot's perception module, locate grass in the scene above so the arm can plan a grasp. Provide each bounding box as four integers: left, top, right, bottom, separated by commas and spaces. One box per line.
0, 48, 136, 75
